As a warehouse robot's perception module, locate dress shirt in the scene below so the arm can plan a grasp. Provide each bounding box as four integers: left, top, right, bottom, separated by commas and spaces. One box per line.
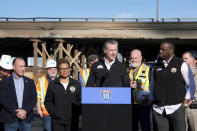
104, 57, 115, 70
13, 73, 24, 108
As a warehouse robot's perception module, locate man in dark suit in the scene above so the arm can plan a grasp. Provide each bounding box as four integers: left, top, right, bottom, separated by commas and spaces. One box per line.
0, 57, 37, 131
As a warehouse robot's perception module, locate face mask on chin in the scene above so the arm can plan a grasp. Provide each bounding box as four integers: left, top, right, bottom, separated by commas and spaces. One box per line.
48, 73, 57, 78
130, 62, 141, 68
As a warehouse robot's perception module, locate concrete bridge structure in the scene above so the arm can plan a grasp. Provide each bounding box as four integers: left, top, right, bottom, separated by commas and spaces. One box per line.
0, 18, 197, 65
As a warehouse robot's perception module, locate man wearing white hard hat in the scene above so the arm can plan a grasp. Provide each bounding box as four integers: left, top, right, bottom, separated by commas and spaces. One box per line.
0, 55, 12, 81
36, 59, 57, 131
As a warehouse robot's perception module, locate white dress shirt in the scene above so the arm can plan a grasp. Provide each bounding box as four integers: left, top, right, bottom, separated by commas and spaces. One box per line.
104, 57, 115, 70
150, 55, 196, 115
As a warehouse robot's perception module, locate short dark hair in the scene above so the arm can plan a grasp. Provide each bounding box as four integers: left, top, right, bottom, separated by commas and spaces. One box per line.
57, 58, 70, 71
88, 54, 98, 63
12, 57, 25, 65
161, 40, 175, 52
103, 39, 119, 50
184, 50, 197, 60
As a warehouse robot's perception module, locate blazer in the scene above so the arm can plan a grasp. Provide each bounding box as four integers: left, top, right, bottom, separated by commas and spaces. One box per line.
0, 75, 37, 123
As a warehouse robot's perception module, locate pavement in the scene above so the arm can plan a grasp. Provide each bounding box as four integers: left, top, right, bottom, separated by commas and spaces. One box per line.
32, 110, 42, 131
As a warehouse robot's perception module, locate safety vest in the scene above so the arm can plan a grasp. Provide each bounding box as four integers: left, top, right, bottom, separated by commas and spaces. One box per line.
0, 74, 11, 81
36, 76, 49, 116
129, 63, 150, 104
80, 68, 90, 86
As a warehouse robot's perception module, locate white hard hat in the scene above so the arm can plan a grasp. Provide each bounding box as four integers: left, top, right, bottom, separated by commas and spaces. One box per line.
45, 59, 57, 68
0, 55, 13, 70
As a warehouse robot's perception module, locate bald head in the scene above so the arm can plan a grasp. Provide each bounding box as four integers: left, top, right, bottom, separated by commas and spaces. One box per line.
130, 49, 142, 57
130, 49, 142, 68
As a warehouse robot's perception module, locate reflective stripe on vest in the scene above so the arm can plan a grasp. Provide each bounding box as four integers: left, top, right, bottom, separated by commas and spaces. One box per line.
80, 68, 90, 86
38, 76, 49, 116
129, 63, 150, 104
39, 76, 48, 105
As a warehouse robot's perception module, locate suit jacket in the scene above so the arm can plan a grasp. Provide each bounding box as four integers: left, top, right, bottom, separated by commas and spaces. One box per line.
0, 75, 37, 123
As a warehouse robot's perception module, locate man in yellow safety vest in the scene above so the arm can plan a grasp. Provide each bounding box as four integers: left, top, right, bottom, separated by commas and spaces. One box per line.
36, 59, 57, 131
129, 49, 151, 131
79, 54, 98, 87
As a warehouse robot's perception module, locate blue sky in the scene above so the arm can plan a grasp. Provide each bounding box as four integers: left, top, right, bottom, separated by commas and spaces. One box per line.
0, 0, 196, 19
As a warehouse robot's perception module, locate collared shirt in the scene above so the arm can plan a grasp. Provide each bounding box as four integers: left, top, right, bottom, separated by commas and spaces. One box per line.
104, 57, 115, 70
13, 73, 24, 108
150, 55, 196, 115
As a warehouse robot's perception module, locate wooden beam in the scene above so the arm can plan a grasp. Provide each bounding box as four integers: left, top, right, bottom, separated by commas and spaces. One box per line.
41, 42, 50, 59
70, 51, 81, 65
52, 43, 61, 59
81, 55, 86, 69
33, 41, 38, 81
37, 49, 42, 57
42, 42, 46, 68
73, 49, 79, 80
62, 46, 81, 70
58, 42, 63, 59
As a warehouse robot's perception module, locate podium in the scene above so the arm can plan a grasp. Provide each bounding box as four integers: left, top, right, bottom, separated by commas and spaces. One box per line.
82, 87, 132, 131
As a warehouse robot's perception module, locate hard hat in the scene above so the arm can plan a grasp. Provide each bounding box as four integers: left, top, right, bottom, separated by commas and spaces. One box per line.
0, 55, 13, 70
45, 59, 57, 68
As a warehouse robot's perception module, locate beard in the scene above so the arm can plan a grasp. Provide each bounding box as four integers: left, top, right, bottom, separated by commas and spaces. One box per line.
48, 72, 57, 78
130, 62, 141, 68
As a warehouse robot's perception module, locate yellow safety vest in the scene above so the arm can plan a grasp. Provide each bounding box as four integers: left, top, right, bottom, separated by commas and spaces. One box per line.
36, 76, 49, 116
129, 63, 150, 104
80, 68, 90, 86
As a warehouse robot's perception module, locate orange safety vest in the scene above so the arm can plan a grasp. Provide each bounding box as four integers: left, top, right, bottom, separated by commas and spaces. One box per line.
36, 76, 50, 116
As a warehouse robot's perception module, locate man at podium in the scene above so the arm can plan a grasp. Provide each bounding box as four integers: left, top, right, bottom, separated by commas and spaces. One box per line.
84, 39, 132, 131
86, 39, 130, 87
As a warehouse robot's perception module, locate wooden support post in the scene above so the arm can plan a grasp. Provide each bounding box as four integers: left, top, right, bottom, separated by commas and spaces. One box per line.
42, 42, 46, 68
73, 49, 79, 80
33, 41, 38, 81
66, 44, 71, 60
30, 39, 42, 81
59, 42, 63, 59
56, 39, 64, 59
81, 55, 86, 69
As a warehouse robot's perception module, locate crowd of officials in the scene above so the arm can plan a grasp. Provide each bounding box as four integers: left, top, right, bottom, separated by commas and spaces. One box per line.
0, 39, 196, 131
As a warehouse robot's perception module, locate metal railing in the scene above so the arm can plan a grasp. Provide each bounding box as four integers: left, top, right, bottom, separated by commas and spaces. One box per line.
161, 18, 197, 22
0, 17, 154, 22
0, 17, 197, 22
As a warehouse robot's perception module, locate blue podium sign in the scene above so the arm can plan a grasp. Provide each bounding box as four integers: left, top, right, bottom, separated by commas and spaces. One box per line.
82, 87, 131, 104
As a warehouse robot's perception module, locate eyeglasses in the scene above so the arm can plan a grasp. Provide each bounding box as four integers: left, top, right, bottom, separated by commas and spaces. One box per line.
59, 67, 70, 71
